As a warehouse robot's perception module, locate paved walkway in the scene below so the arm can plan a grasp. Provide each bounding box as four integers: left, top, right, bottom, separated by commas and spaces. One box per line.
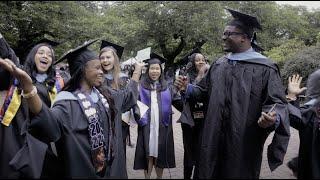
126, 116, 299, 179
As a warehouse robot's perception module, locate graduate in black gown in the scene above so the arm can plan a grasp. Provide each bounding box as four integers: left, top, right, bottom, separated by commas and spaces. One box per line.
99, 40, 134, 172
174, 9, 290, 178
0, 39, 144, 178
177, 48, 209, 179
133, 53, 180, 179
0, 35, 62, 178
287, 72, 320, 179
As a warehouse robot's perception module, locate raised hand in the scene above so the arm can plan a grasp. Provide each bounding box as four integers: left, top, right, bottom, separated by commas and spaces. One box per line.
131, 62, 145, 82
287, 74, 307, 98
133, 62, 145, 73
174, 75, 188, 91
195, 64, 210, 83
0, 58, 33, 92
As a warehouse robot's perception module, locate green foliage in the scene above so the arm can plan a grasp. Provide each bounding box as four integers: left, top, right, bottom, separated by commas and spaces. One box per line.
106, 1, 226, 67
281, 44, 320, 86
0, 1, 320, 73
265, 39, 306, 69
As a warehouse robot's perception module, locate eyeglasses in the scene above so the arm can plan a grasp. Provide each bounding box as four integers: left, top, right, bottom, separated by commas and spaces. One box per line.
223, 31, 245, 37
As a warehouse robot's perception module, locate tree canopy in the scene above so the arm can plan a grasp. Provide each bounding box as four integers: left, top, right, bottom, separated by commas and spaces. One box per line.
1, 1, 320, 79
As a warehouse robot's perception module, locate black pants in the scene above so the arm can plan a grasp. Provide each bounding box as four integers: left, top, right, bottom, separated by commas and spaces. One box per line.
181, 122, 202, 179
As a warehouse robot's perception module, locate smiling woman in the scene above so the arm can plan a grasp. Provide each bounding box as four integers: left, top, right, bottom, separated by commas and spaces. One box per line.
0, 37, 63, 179
34, 46, 53, 74
0, 39, 144, 178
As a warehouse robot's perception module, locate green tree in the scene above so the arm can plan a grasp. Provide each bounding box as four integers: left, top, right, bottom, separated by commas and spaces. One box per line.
265, 38, 306, 69
103, 1, 226, 70
281, 44, 320, 86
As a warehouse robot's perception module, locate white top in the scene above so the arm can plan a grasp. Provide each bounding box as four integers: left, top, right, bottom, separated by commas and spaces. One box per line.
149, 87, 159, 158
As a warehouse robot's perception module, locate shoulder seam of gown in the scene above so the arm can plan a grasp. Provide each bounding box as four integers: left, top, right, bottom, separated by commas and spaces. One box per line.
52, 91, 77, 105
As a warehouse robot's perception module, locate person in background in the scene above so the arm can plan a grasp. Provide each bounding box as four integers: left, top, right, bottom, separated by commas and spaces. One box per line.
99, 40, 135, 171
177, 48, 209, 179
133, 52, 181, 179
287, 72, 320, 179
0, 39, 144, 178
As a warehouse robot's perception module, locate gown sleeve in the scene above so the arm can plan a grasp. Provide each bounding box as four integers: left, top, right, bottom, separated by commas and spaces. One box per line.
264, 68, 291, 171
29, 100, 71, 143
112, 80, 139, 113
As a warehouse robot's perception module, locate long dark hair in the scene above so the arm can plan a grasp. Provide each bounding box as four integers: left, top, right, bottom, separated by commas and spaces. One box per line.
140, 62, 168, 91
23, 43, 56, 92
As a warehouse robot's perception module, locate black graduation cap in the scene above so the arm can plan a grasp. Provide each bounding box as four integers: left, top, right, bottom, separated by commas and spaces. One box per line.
226, 8, 262, 41
27, 38, 60, 51
143, 52, 167, 65
100, 40, 124, 59
36, 38, 60, 47
54, 39, 99, 75
226, 8, 262, 30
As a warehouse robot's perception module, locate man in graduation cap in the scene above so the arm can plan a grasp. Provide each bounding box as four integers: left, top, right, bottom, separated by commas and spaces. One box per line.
0, 39, 144, 178
174, 9, 290, 178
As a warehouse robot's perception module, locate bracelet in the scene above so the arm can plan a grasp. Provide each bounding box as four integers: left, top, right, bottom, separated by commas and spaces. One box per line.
22, 86, 37, 99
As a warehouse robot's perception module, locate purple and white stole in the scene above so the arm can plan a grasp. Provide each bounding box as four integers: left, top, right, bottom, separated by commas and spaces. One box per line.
138, 85, 172, 127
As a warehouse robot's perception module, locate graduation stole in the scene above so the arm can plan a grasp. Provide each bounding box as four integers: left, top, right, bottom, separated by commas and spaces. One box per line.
138, 85, 172, 127
0, 79, 62, 126
74, 89, 113, 172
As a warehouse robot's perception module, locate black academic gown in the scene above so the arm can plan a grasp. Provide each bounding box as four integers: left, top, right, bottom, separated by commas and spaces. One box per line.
133, 83, 179, 170
0, 35, 59, 178
0, 82, 56, 178
189, 56, 290, 178
289, 99, 320, 179
178, 73, 207, 179
29, 80, 138, 178
102, 73, 131, 159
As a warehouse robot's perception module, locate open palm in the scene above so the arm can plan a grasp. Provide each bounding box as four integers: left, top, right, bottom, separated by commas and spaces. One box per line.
288, 74, 307, 96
